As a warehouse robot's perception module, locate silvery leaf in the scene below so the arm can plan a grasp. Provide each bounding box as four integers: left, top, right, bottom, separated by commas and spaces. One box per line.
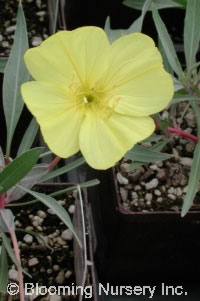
6, 163, 49, 202
0, 209, 15, 232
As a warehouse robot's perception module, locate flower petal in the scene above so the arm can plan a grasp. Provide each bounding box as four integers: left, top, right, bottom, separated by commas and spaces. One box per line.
24, 27, 110, 87
21, 81, 74, 123
40, 109, 83, 158
21, 81, 84, 157
79, 112, 155, 169
113, 67, 173, 116
100, 33, 161, 88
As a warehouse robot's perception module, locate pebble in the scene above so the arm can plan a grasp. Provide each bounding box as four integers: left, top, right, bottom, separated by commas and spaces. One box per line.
154, 189, 161, 196
155, 161, 163, 167
37, 210, 46, 219
131, 191, 138, 199
117, 172, 129, 185
53, 265, 60, 272
32, 36, 42, 46
36, 0, 42, 8
55, 271, 65, 285
156, 197, 163, 203
120, 187, 128, 202
168, 187, 175, 194
168, 194, 176, 201
68, 205, 75, 214
145, 193, 153, 202
0, 35, 3, 41
47, 209, 56, 215
57, 237, 67, 246
161, 110, 169, 120
47, 269, 53, 274
65, 270, 72, 279
28, 257, 39, 267
180, 157, 193, 167
61, 229, 73, 241
172, 148, 179, 160
149, 164, 158, 171
6, 25, 16, 33
32, 216, 43, 225
128, 167, 145, 182
134, 185, 141, 191
146, 200, 152, 206
157, 169, 166, 181
23, 234, 33, 244
183, 186, 188, 193
120, 163, 130, 173
176, 187, 182, 196
36, 11, 46, 17
185, 142, 195, 153
8, 269, 18, 281
131, 200, 139, 207
141, 169, 154, 180
145, 178, 158, 190
185, 110, 195, 127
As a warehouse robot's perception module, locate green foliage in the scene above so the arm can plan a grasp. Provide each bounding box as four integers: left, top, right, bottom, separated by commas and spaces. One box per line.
184, 0, 200, 71
3, 4, 29, 157
0, 148, 43, 194
123, 0, 184, 10
0, 58, 8, 73
0, 244, 8, 293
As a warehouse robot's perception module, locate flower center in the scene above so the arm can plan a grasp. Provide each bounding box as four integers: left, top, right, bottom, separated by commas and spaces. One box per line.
83, 94, 95, 104
69, 81, 120, 119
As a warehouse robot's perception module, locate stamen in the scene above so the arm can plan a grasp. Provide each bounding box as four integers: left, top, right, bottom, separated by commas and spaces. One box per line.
83, 97, 88, 103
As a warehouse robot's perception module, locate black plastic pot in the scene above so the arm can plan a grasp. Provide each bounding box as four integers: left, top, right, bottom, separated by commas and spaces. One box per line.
87, 168, 200, 292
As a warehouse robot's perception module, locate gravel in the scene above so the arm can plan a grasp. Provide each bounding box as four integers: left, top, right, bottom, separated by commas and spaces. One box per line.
116, 103, 200, 212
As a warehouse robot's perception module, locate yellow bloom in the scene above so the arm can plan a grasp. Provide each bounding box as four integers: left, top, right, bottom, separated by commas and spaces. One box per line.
21, 27, 173, 169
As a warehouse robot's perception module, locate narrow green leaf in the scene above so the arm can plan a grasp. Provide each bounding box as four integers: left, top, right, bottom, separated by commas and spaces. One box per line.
0, 147, 43, 194
0, 228, 30, 277
181, 141, 200, 216
8, 179, 100, 207
3, 4, 29, 157
173, 0, 187, 8
127, 0, 152, 33
158, 37, 173, 74
170, 94, 200, 105
17, 118, 39, 156
0, 243, 8, 292
17, 185, 82, 248
40, 157, 86, 182
184, 0, 200, 70
16, 229, 50, 248
0, 58, 8, 73
125, 144, 172, 162
123, 0, 182, 10
0, 210, 15, 232
128, 138, 171, 171
141, 134, 164, 143
191, 101, 200, 132
152, 3, 183, 77
104, 17, 126, 43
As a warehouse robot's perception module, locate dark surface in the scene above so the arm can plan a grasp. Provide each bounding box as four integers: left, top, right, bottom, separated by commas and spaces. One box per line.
88, 168, 200, 299
65, 0, 185, 42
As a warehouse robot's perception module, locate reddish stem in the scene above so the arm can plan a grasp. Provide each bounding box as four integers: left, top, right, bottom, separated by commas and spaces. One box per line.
9, 229, 25, 301
48, 156, 61, 170
5, 155, 10, 165
168, 127, 198, 143
0, 193, 6, 209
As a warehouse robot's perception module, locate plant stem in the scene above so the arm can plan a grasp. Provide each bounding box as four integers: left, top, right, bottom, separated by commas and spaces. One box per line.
168, 127, 198, 142
48, 156, 61, 170
9, 229, 25, 301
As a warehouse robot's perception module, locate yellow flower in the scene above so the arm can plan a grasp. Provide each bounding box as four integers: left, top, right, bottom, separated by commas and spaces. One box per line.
21, 27, 173, 170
